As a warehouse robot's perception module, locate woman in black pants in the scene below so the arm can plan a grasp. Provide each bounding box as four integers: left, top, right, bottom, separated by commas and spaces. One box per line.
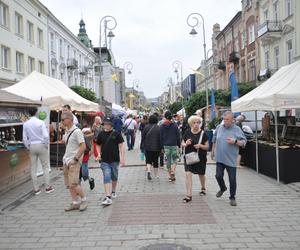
140, 115, 161, 180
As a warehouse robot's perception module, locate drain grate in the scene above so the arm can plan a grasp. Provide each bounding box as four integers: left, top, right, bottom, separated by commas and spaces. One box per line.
140, 243, 193, 250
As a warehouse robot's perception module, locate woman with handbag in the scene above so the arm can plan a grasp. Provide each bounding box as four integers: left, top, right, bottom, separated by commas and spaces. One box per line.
182, 115, 209, 203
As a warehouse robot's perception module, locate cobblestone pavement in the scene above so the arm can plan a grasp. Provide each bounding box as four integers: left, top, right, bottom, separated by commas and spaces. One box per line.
1, 134, 300, 250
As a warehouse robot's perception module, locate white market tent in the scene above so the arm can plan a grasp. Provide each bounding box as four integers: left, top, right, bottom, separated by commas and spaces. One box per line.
4, 71, 99, 111
232, 60, 300, 112
232, 60, 300, 182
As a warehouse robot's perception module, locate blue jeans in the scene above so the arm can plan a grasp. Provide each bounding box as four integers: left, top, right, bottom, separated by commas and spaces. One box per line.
215, 162, 237, 199
126, 129, 135, 149
80, 162, 89, 181
100, 162, 119, 184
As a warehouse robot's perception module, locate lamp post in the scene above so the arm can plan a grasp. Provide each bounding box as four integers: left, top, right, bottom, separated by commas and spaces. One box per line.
172, 60, 184, 115
187, 12, 209, 124
123, 61, 133, 75
99, 15, 117, 111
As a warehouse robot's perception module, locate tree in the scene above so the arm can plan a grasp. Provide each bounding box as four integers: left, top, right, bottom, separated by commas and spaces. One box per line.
168, 101, 183, 115
70, 85, 97, 102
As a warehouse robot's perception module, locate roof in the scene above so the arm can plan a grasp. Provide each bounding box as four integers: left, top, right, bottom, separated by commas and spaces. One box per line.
215, 11, 242, 40
0, 90, 40, 107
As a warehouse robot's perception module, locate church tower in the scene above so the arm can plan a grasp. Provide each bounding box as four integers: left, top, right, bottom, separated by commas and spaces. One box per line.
77, 18, 92, 48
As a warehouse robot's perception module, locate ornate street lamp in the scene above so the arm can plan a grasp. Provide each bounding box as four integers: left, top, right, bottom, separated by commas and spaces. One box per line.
123, 61, 133, 75
187, 12, 209, 123
98, 15, 117, 110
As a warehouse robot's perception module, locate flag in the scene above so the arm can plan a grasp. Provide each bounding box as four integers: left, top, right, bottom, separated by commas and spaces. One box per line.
229, 69, 240, 116
211, 88, 216, 120
111, 73, 118, 81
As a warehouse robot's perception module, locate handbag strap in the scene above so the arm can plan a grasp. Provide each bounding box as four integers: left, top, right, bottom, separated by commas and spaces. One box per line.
101, 130, 115, 153
66, 128, 78, 145
184, 130, 204, 155
145, 125, 155, 139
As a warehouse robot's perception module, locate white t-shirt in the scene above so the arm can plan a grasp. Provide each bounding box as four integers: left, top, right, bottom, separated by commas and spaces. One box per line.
63, 125, 85, 165
124, 118, 137, 130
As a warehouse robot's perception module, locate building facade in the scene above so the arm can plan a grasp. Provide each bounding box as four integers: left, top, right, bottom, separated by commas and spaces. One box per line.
0, 0, 48, 88
47, 15, 97, 95
181, 74, 196, 100
213, 0, 260, 90
257, 0, 299, 78
195, 56, 215, 92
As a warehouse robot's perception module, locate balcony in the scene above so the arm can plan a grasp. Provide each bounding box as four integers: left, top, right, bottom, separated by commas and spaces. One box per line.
79, 66, 88, 75
218, 61, 226, 71
258, 20, 282, 43
67, 58, 78, 69
229, 51, 240, 64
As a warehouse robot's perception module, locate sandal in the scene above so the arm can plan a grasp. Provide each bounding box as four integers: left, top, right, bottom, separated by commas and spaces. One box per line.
199, 189, 206, 196
182, 196, 192, 203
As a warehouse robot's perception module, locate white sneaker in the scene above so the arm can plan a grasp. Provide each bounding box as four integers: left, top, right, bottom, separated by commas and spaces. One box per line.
111, 192, 117, 199
101, 197, 112, 205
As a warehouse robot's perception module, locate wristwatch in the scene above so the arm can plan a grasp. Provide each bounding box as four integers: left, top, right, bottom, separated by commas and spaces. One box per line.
73, 157, 79, 162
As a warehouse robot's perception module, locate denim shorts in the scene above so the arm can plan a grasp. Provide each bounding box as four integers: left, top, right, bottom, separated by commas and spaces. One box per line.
100, 162, 119, 184
80, 162, 89, 181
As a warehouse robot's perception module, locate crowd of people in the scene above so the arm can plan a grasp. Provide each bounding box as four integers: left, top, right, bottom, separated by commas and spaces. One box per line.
23, 105, 247, 212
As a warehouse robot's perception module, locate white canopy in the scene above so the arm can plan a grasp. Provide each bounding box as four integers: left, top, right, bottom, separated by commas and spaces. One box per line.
4, 71, 99, 111
232, 60, 300, 112
112, 103, 126, 116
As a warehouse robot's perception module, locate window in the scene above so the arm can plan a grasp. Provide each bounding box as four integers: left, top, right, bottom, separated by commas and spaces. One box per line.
265, 50, 270, 69
1, 45, 10, 69
50, 33, 55, 52
15, 12, 23, 35
249, 59, 256, 81
263, 9, 268, 21
28, 57, 35, 73
287, 40, 293, 64
248, 24, 255, 44
27, 21, 34, 43
273, 1, 279, 21
286, 0, 293, 17
274, 46, 279, 70
37, 28, 43, 48
67, 45, 70, 59
59, 39, 63, 58
16, 52, 24, 73
38, 60, 44, 73
241, 32, 245, 49
0, 1, 9, 27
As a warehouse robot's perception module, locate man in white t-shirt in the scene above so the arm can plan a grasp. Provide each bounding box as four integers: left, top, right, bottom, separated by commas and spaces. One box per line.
61, 111, 87, 212
124, 114, 137, 150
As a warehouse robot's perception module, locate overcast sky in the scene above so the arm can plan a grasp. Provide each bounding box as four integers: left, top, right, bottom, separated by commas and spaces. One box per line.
40, 0, 241, 98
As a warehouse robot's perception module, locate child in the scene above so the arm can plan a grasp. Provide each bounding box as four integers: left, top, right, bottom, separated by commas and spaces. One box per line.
80, 128, 95, 190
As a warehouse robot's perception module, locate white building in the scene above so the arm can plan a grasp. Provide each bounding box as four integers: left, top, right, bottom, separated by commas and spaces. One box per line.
0, 0, 48, 88
257, 0, 300, 77
47, 13, 98, 96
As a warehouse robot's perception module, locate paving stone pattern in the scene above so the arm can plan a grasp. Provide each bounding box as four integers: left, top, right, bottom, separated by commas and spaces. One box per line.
1, 133, 300, 249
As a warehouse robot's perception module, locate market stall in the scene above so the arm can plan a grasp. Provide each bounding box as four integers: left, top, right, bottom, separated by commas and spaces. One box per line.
4, 71, 99, 167
232, 60, 300, 183
0, 90, 40, 194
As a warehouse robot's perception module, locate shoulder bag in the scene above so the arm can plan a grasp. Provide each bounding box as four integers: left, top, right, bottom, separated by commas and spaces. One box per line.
184, 130, 204, 165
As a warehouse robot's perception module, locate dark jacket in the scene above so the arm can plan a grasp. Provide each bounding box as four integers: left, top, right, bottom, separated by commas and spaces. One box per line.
160, 120, 181, 147
140, 124, 161, 152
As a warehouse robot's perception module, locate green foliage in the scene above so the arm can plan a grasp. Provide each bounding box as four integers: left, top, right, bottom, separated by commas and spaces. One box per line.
185, 82, 256, 117
168, 101, 183, 115
70, 85, 97, 102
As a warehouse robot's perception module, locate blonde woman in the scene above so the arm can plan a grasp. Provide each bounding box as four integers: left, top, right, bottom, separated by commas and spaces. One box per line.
182, 115, 209, 202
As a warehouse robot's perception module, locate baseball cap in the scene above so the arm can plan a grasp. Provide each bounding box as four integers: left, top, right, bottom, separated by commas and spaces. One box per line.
102, 116, 113, 125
